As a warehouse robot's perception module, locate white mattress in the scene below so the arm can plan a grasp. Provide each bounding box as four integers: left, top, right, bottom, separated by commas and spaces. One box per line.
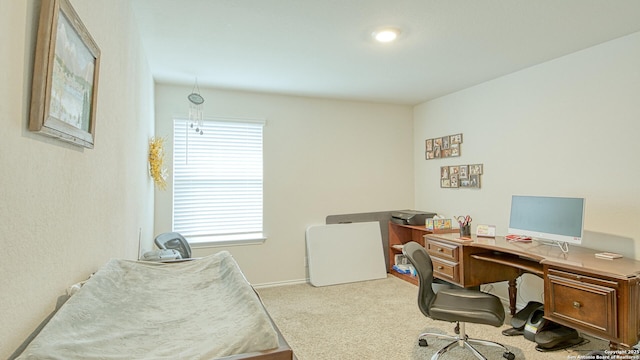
17, 251, 279, 359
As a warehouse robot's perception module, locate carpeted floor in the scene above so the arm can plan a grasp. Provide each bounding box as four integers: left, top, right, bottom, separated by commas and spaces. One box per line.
257, 276, 610, 360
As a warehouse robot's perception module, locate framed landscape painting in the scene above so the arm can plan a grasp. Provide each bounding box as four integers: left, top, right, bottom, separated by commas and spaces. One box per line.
29, 0, 101, 148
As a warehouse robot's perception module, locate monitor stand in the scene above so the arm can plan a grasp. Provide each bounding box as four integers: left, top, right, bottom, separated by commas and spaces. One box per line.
534, 239, 570, 254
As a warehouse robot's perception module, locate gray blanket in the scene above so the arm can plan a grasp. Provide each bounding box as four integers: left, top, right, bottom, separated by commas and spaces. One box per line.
17, 251, 279, 359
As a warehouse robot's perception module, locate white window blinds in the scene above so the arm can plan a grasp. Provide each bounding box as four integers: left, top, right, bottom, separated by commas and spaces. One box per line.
173, 118, 264, 241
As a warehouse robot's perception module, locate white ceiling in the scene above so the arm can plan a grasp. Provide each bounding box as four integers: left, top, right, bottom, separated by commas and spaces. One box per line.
131, 0, 640, 105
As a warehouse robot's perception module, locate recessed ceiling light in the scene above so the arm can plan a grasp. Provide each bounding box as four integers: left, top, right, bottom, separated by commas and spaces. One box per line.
372, 28, 400, 43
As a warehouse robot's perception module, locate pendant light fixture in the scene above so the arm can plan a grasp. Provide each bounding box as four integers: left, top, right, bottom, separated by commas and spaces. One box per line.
188, 79, 204, 135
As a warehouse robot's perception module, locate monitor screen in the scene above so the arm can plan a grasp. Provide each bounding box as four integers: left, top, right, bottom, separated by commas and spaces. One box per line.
508, 195, 585, 245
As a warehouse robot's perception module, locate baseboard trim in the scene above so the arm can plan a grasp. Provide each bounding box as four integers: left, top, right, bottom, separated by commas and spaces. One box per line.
253, 278, 309, 289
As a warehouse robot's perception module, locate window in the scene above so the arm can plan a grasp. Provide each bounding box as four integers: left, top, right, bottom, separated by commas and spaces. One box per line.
172, 118, 264, 244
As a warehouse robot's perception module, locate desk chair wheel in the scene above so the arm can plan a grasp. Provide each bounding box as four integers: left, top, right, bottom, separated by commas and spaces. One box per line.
454, 323, 460, 334
418, 338, 428, 347
503, 351, 515, 360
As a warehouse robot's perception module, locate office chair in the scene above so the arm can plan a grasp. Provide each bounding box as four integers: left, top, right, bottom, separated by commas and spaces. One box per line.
154, 232, 192, 259
403, 242, 515, 360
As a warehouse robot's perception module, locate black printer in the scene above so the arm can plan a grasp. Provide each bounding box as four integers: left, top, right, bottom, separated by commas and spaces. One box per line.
391, 210, 437, 226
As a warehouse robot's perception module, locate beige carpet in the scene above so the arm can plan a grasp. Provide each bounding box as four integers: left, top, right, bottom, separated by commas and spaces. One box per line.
257, 276, 609, 360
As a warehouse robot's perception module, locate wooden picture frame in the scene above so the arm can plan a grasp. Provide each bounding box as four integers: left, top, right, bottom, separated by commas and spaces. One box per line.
441, 136, 450, 150
450, 143, 460, 157
29, 0, 101, 148
458, 165, 468, 179
469, 164, 483, 175
470, 174, 481, 188
450, 173, 459, 188
440, 166, 449, 180
425, 133, 463, 160
440, 163, 483, 189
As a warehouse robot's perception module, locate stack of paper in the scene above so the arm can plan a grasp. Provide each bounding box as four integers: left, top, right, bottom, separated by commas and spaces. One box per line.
595, 252, 623, 260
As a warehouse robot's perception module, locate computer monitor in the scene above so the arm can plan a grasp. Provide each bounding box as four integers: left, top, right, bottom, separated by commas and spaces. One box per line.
508, 195, 585, 249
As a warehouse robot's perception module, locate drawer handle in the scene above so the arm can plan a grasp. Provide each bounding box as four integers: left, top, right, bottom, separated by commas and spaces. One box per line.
437, 248, 443, 252
572, 301, 582, 309
437, 266, 444, 270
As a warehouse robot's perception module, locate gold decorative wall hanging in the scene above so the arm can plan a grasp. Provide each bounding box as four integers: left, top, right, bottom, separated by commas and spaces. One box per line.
148, 137, 168, 190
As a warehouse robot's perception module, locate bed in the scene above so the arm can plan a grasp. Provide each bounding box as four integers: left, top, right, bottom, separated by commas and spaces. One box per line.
16, 251, 294, 360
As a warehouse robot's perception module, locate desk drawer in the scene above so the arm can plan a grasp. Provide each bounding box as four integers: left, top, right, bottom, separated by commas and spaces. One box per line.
426, 239, 459, 262
545, 270, 618, 339
432, 258, 459, 283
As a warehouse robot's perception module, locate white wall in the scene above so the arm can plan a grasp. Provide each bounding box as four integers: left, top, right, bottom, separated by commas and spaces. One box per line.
154, 85, 414, 285
0, 1, 155, 358
414, 31, 640, 305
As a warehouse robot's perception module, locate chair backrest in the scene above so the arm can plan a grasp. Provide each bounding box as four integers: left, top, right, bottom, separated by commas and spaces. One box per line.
154, 232, 192, 259
402, 241, 437, 318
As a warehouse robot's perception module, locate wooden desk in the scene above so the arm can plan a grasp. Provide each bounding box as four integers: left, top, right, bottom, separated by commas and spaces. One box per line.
387, 222, 459, 285
389, 224, 640, 349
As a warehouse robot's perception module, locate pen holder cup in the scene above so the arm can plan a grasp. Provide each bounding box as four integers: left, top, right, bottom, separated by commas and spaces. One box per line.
459, 224, 471, 237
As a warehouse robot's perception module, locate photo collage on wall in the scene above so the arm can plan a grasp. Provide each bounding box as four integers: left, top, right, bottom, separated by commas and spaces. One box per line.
441, 164, 483, 189
425, 133, 462, 159
426, 132, 484, 189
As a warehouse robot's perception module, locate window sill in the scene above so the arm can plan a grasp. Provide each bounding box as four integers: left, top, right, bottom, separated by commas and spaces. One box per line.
187, 233, 267, 248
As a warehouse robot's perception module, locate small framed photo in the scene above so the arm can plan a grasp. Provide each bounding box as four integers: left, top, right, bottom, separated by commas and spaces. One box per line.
441, 136, 450, 150
441, 178, 451, 188
450, 174, 459, 188
449, 166, 459, 176
433, 146, 441, 158
469, 174, 481, 188
449, 143, 460, 157
442, 148, 451, 158
476, 224, 496, 238
426, 139, 433, 152
460, 179, 471, 188
458, 165, 468, 179
450, 133, 463, 144
440, 166, 449, 179
434, 138, 442, 148
469, 164, 483, 175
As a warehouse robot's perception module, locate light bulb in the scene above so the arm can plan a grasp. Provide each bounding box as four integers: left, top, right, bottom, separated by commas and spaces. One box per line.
373, 28, 400, 43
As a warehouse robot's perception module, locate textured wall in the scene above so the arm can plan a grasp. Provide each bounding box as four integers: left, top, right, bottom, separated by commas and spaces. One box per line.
0, 1, 155, 358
